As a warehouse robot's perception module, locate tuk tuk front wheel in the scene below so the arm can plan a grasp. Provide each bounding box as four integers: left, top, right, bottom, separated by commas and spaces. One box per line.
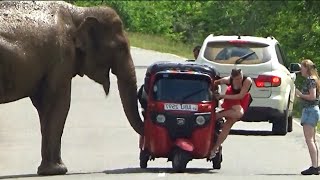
172, 149, 190, 173
139, 150, 149, 169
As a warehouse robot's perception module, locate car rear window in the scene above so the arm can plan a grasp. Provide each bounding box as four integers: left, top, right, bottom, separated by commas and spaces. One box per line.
204, 41, 271, 64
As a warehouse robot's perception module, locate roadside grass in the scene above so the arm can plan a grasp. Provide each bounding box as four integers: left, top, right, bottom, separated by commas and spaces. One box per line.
127, 32, 319, 132
127, 32, 195, 60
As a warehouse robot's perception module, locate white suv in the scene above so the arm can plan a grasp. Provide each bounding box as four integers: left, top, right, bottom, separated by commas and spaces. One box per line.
195, 35, 297, 135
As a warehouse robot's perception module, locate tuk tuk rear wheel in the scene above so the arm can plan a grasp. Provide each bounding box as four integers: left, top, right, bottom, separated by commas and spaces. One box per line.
139, 150, 149, 169
212, 146, 223, 169
172, 149, 190, 173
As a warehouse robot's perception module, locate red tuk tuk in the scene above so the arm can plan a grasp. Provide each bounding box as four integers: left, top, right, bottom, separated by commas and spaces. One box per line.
138, 61, 223, 172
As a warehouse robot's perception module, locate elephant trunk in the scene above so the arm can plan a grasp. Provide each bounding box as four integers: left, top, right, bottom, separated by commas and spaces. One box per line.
113, 55, 144, 136
117, 78, 144, 135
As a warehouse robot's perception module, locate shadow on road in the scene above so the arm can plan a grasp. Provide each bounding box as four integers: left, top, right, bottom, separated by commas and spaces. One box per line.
256, 173, 300, 176
135, 65, 149, 69
0, 168, 216, 179
0, 174, 39, 179
0, 173, 101, 179
230, 129, 280, 136
103, 167, 216, 174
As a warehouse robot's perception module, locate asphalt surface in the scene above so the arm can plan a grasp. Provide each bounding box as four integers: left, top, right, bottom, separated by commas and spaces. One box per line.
0, 47, 319, 179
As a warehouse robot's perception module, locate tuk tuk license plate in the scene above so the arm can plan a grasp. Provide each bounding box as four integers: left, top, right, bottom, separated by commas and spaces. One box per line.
164, 103, 198, 111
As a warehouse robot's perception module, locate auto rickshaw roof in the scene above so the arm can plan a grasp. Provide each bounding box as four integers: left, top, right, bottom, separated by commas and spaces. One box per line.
145, 61, 219, 78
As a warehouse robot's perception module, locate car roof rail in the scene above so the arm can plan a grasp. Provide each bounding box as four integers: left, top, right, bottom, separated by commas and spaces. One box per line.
266, 35, 274, 40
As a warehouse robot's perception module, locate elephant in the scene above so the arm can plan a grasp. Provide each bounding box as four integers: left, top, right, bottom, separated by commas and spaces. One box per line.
0, 1, 144, 176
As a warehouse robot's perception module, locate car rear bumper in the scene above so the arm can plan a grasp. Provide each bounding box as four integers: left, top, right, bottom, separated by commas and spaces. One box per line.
241, 106, 285, 122
242, 91, 290, 122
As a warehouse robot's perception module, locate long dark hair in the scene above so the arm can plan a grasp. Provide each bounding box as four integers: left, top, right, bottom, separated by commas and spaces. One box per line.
231, 68, 242, 77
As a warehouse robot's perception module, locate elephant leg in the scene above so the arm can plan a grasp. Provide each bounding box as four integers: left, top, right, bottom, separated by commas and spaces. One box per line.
30, 80, 71, 175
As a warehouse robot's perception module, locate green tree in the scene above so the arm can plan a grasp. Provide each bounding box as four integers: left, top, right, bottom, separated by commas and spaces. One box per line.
72, 0, 320, 67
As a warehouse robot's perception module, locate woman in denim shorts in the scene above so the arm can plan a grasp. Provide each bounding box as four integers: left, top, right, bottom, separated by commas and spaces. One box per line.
296, 59, 320, 175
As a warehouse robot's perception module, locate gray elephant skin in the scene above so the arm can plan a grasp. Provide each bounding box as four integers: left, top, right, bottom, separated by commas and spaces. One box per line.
0, 1, 144, 175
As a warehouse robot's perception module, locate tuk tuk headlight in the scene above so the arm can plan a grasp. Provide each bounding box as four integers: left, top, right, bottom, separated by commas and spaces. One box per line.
196, 116, 206, 125
156, 114, 166, 123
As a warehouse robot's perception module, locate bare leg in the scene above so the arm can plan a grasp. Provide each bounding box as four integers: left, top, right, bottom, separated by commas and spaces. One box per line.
211, 118, 237, 155
216, 105, 244, 120
314, 129, 319, 167
303, 125, 319, 167
210, 105, 244, 159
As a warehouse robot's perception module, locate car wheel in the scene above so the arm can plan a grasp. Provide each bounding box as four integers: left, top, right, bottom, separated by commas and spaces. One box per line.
272, 100, 290, 135
272, 117, 288, 135
287, 115, 293, 132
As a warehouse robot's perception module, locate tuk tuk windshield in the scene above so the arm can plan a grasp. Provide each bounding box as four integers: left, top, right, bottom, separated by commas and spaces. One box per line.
153, 75, 212, 103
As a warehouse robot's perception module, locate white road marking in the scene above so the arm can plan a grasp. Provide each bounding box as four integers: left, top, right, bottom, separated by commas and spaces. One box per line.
157, 172, 166, 177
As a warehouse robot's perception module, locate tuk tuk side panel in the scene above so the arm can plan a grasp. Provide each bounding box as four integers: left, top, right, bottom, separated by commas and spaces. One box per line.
144, 115, 172, 157
144, 74, 173, 157
190, 123, 215, 158
190, 104, 217, 158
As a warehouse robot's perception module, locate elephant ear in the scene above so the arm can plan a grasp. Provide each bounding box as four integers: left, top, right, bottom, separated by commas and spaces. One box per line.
75, 16, 100, 76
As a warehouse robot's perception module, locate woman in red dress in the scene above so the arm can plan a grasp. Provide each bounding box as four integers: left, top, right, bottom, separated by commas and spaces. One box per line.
210, 68, 252, 159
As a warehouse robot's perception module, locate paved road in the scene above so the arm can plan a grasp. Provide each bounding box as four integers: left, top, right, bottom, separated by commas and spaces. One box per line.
0, 47, 319, 179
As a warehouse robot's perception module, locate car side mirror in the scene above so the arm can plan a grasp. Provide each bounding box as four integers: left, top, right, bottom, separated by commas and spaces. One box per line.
289, 63, 301, 73
290, 73, 297, 82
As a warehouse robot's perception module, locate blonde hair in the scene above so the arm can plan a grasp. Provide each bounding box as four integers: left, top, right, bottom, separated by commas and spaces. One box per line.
301, 59, 320, 93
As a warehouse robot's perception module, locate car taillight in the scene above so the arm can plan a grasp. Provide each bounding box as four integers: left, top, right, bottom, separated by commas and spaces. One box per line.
254, 75, 281, 87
